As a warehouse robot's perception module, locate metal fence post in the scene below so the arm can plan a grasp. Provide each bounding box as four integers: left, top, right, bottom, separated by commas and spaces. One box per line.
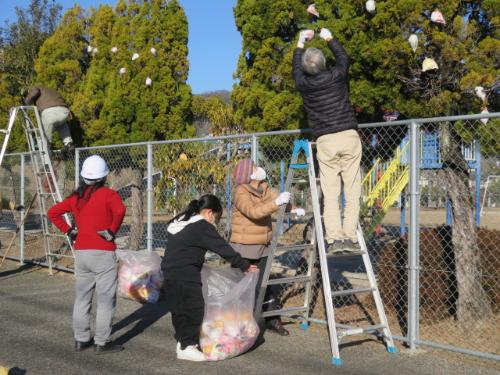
251, 135, 258, 164
147, 143, 153, 252
19, 153, 25, 265
408, 121, 420, 350
75, 148, 80, 189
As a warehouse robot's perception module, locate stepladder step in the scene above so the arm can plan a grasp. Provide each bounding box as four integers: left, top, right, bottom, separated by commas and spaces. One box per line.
331, 287, 374, 297
336, 324, 387, 338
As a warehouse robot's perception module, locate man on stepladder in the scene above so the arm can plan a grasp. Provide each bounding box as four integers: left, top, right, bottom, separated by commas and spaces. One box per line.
24, 86, 74, 162
292, 28, 362, 254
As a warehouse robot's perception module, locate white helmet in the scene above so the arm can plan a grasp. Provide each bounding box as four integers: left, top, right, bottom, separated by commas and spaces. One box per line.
81, 155, 109, 180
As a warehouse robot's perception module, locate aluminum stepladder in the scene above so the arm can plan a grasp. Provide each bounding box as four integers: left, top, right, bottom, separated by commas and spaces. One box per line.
255, 139, 396, 365
0, 106, 74, 274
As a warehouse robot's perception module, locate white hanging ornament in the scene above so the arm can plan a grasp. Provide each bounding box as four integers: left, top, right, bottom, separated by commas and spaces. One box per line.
365, 0, 376, 14
87, 45, 93, 53
119, 67, 127, 75
110, 46, 118, 53
480, 108, 489, 125
474, 86, 487, 102
307, 4, 320, 18
422, 57, 439, 72
92, 47, 98, 55
150, 47, 157, 56
430, 9, 446, 25
408, 34, 418, 52
132, 53, 140, 61
145, 77, 152, 86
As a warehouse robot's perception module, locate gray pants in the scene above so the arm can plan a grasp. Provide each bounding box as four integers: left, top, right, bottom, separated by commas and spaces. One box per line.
40, 106, 72, 164
73, 250, 118, 346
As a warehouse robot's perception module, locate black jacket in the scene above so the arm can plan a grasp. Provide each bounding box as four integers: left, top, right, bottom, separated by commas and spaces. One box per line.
292, 39, 358, 139
162, 216, 250, 283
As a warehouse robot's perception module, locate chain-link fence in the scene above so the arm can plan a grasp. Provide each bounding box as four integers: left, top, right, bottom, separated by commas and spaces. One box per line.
0, 112, 498, 361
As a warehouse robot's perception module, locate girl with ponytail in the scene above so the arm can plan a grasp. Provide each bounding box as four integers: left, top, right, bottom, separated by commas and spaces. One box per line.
161, 194, 257, 362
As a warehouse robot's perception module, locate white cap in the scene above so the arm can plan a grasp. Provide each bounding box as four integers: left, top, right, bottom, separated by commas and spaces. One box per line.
81, 155, 110, 180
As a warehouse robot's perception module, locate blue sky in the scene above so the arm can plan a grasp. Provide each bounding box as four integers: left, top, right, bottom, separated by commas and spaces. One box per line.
0, 0, 241, 94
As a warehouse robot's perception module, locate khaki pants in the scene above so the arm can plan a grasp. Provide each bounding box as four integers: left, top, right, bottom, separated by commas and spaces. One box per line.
316, 129, 362, 242
40, 106, 72, 165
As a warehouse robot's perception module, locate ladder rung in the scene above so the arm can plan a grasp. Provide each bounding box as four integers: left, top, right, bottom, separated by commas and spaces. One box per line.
267, 275, 312, 285
326, 251, 366, 258
261, 306, 307, 318
331, 287, 374, 297
289, 163, 308, 169
336, 323, 386, 336
46, 233, 69, 238
48, 253, 74, 259
40, 191, 57, 196
275, 243, 314, 252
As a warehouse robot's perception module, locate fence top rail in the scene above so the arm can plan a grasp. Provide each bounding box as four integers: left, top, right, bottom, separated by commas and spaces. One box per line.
4, 110, 499, 154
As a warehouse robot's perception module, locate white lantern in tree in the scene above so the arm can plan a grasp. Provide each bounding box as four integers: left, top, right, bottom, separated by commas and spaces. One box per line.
430, 9, 446, 25
145, 77, 152, 86
422, 57, 439, 72
111, 46, 118, 53
408, 34, 418, 52
119, 67, 127, 75
87, 45, 93, 53
307, 4, 320, 18
366, 0, 376, 13
132, 53, 140, 61
92, 47, 98, 55
480, 107, 489, 124
474, 86, 487, 102
150, 47, 157, 56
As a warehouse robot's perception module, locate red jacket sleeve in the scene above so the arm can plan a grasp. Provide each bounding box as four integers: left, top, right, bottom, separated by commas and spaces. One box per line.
108, 190, 126, 234
48, 197, 74, 234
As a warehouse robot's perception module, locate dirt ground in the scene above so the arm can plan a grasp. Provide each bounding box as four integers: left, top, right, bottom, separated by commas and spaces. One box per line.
383, 207, 500, 230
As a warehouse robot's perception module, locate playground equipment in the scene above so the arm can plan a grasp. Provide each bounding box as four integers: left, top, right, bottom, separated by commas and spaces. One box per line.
360, 131, 481, 236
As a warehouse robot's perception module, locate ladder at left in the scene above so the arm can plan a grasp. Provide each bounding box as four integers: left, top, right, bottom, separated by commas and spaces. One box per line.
0, 106, 74, 274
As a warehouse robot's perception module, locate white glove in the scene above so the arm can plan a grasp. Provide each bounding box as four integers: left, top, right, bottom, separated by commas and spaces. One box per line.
275, 192, 291, 206
319, 28, 333, 41
291, 208, 306, 217
297, 30, 314, 48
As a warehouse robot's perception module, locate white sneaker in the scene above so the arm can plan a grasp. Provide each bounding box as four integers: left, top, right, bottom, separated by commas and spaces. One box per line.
177, 344, 206, 362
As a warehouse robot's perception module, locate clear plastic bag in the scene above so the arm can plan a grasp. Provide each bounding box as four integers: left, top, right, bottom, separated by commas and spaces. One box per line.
200, 265, 260, 361
116, 250, 163, 304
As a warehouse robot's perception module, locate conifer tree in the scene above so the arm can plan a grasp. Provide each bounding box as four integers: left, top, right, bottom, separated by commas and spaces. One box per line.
96, 0, 193, 146
34, 5, 88, 105
233, 0, 499, 323
72, 4, 116, 145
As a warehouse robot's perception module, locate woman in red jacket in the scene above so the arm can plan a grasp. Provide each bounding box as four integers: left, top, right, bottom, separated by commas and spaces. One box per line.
48, 155, 126, 355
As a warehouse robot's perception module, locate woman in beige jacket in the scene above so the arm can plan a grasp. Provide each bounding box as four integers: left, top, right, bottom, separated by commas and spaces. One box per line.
230, 159, 304, 336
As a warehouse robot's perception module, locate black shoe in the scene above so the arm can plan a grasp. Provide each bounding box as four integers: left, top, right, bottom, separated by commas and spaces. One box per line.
266, 319, 290, 336
61, 142, 75, 159
94, 342, 124, 355
326, 240, 344, 255
75, 338, 94, 352
343, 239, 362, 253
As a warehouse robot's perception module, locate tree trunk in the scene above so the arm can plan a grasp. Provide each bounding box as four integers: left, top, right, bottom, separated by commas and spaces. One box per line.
440, 123, 491, 324
128, 169, 144, 251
